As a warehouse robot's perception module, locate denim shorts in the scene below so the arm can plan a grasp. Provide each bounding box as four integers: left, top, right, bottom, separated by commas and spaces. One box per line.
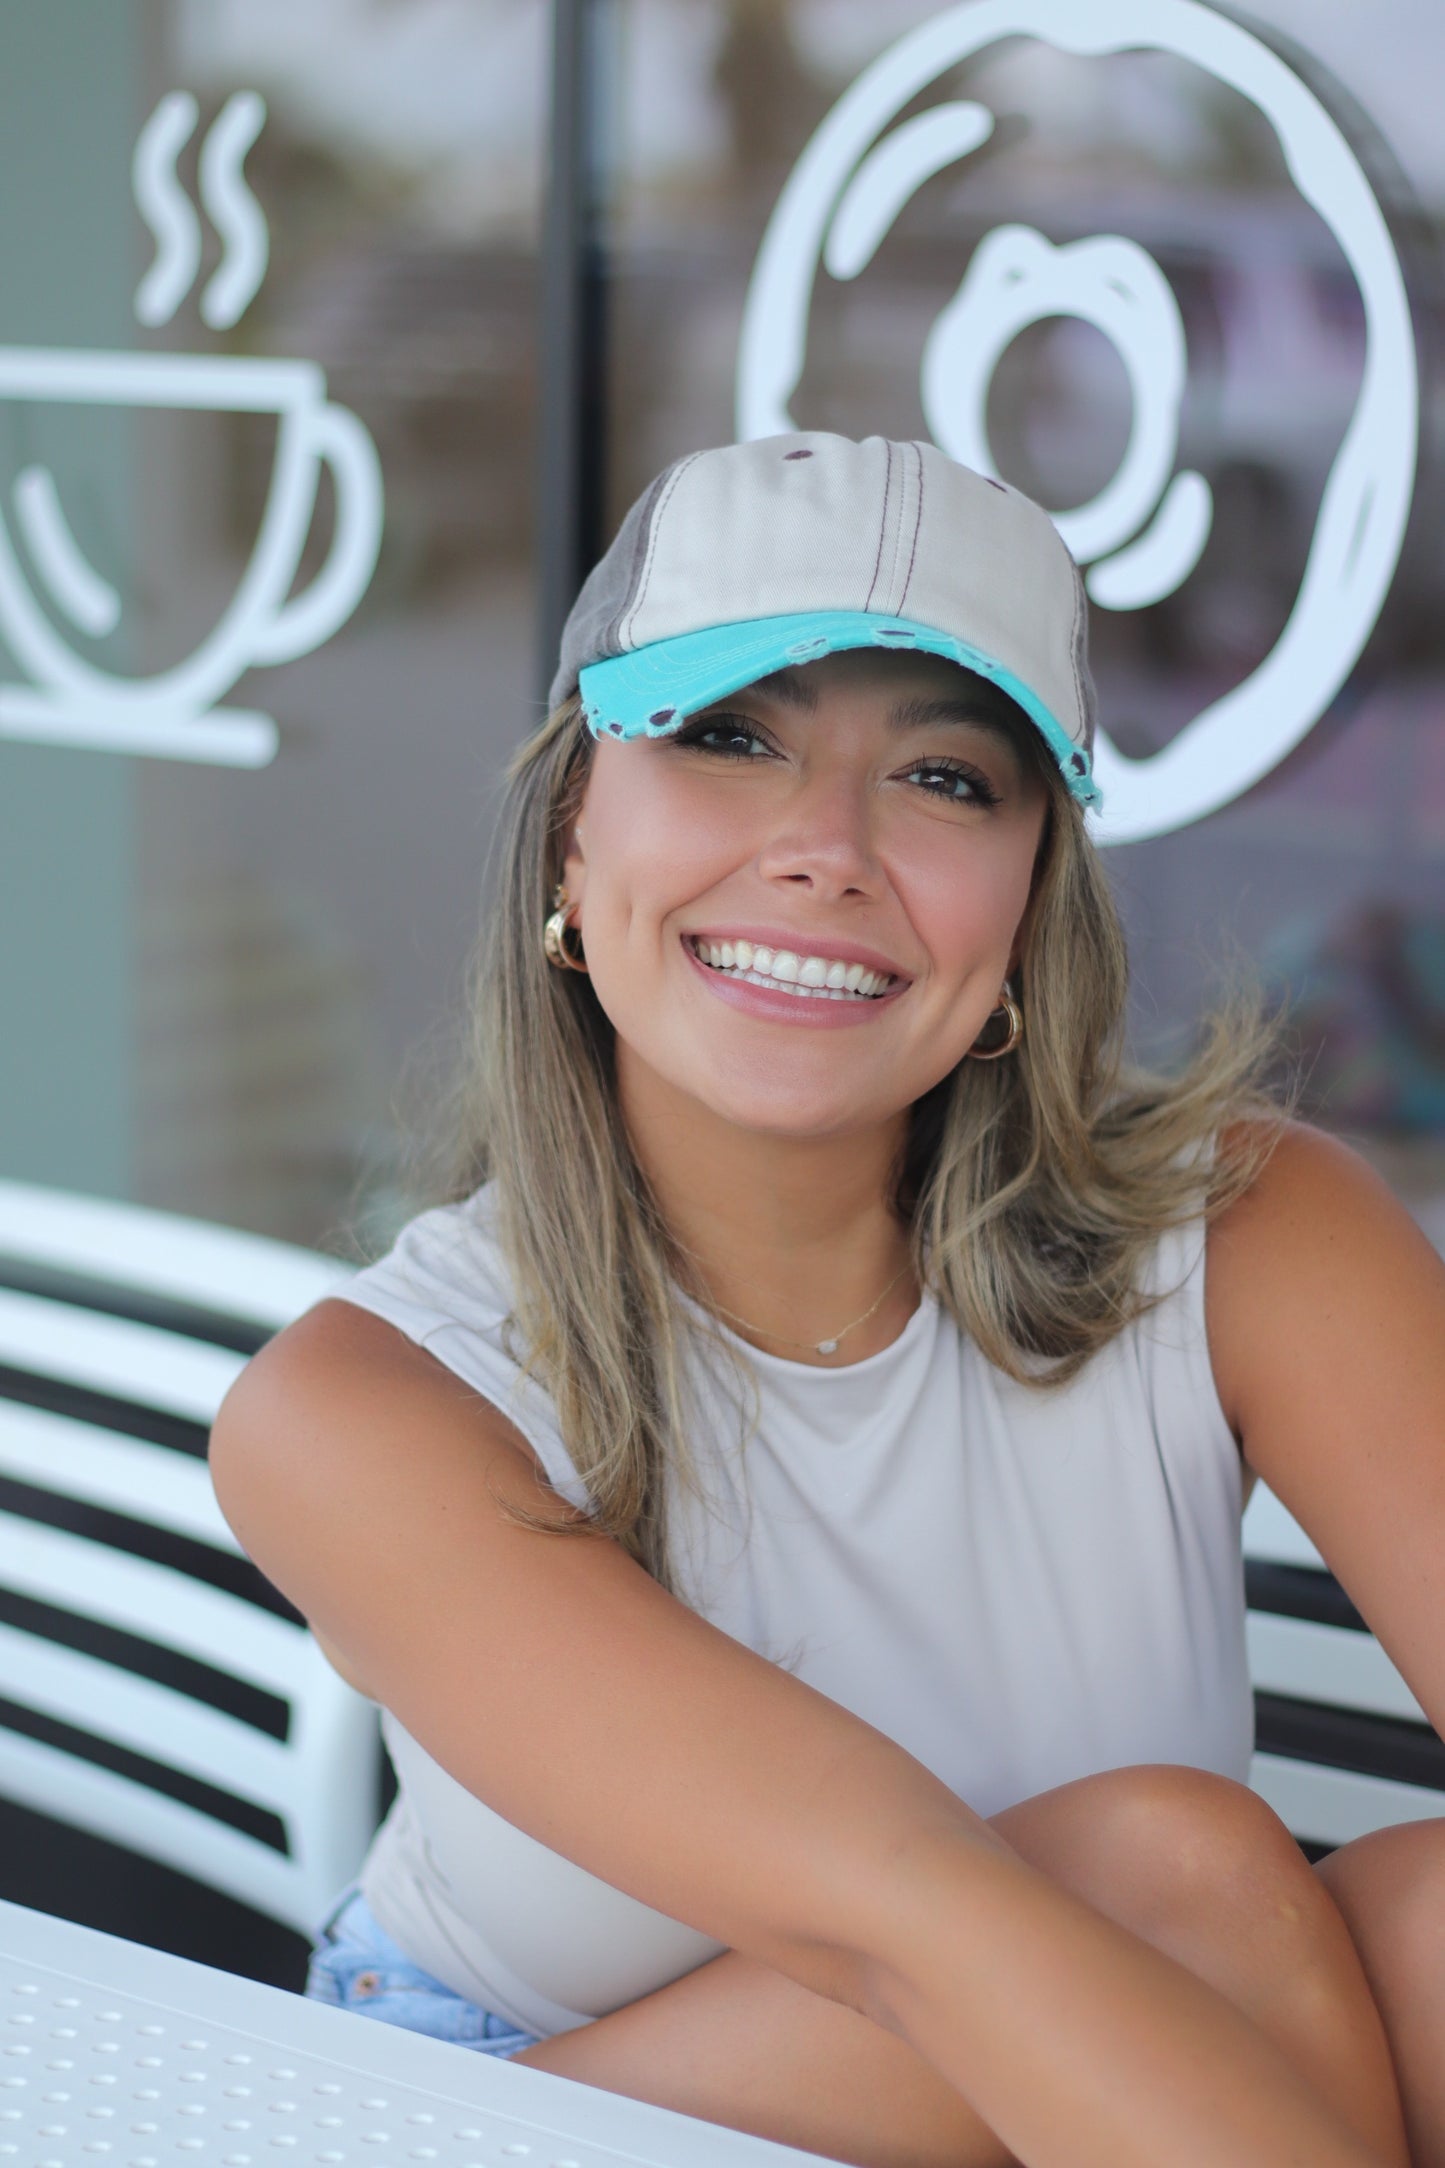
305, 1886, 544, 2059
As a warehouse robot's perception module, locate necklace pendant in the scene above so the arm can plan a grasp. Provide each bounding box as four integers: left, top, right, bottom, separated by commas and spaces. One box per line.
816, 1337, 839, 1355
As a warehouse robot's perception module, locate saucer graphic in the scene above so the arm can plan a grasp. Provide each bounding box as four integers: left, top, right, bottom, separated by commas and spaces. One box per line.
736, 0, 1419, 843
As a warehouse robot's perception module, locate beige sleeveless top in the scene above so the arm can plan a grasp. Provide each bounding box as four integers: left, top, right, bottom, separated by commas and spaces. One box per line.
331, 1183, 1251, 2038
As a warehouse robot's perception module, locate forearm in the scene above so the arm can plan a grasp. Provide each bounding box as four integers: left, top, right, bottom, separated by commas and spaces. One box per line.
852, 1819, 1392, 2168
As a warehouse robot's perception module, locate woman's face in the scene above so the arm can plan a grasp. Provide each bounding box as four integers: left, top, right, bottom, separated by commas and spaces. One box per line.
561, 648, 1052, 1143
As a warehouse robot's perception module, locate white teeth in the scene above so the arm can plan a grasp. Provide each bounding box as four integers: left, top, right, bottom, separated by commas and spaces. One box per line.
689, 937, 897, 1000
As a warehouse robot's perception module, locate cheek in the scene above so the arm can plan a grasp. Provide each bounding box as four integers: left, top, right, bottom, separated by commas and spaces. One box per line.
582, 753, 753, 915
892, 820, 1039, 977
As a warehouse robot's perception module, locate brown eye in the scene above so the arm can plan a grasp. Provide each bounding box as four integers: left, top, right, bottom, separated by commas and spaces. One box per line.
903, 758, 1001, 807
673, 716, 772, 760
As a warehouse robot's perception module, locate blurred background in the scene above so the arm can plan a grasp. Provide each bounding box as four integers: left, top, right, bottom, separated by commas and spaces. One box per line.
0, 0, 1441, 1979
2, 0, 1441, 1265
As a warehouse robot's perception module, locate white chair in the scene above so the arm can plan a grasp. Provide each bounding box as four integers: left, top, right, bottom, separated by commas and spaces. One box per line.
0, 1180, 379, 1936
1244, 1481, 1445, 1850
4, 1178, 1431, 1915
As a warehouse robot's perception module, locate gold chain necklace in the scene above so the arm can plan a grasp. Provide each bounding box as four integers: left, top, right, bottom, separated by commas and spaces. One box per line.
690, 1257, 916, 1357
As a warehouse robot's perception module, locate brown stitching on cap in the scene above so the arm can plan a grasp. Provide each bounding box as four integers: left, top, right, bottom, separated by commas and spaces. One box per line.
622, 451, 703, 647
864, 440, 894, 614
898, 443, 925, 613
1067, 552, 1088, 747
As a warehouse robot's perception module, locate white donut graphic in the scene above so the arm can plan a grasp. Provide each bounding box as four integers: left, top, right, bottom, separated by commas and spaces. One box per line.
735, 0, 1419, 844
921, 225, 1211, 607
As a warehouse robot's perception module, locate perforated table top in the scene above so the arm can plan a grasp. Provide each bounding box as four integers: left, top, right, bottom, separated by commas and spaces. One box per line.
0, 1900, 832, 2168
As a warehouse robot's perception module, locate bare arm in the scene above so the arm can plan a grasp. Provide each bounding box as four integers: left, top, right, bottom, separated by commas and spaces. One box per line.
1209, 1120, 1445, 1740
210, 1297, 1392, 2168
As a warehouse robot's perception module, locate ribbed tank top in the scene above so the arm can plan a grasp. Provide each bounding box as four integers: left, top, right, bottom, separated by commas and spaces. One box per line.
328, 1180, 1252, 2040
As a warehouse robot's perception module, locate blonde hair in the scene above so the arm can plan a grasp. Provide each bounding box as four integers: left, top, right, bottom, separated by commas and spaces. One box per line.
379, 692, 1287, 1596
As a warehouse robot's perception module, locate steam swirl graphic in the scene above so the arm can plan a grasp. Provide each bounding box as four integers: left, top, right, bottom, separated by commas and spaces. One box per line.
132, 92, 201, 327
132, 90, 270, 331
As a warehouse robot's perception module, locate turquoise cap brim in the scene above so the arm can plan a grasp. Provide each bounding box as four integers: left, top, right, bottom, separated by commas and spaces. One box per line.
577, 611, 1101, 810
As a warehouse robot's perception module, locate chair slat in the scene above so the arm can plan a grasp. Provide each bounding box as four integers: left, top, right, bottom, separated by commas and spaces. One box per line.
0, 1514, 311, 1693
1246, 1613, 1426, 1724
0, 1185, 382, 1932
0, 1403, 239, 1551
1250, 1750, 1445, 1847
0, 1180, 354, 1327
1242, 1482, 1326, 1569
0, 1289, 243, 1421
0, 1730, 321, 1931
0, 1620, 293, 1809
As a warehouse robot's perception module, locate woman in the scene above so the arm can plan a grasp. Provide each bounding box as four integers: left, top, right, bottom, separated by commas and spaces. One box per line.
211, 434, 1445, 2168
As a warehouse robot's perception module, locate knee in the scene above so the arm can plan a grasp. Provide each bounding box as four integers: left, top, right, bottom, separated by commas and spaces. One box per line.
1316, 1817, 1445, 1972
1059, 1764, 1316, 1927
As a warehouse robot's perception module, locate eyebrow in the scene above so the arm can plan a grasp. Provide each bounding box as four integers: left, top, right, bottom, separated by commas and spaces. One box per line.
739, 667, 1028, 745
885, 693, 1028, 747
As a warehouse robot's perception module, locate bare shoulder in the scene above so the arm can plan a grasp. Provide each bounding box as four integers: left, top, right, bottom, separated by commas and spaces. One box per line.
1204, 1116, 1445, 1452
209, 1294, 592, 1585
1208, 1116, 1413, 1254
211, 1294, 578, 1528
210, 1298, 583, 1698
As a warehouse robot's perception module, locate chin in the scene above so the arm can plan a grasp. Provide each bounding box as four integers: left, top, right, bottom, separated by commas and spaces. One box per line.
687, 1073, 905, 1140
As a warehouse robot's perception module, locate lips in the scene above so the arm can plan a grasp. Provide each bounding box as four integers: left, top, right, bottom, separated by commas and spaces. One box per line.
686, 935, 896, 998
679, 926, 909, 983
680, 933, 908, 1027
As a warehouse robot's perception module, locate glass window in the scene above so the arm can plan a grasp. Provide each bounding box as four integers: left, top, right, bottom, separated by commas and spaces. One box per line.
0, 0, 548, 1253
590, 0, 1445, 1246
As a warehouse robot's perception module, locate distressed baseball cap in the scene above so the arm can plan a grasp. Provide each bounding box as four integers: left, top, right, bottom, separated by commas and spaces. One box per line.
549, 431, 1102, 809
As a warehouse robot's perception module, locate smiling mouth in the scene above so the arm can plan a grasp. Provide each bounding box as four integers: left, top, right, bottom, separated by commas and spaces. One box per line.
685, 935, 903, 1001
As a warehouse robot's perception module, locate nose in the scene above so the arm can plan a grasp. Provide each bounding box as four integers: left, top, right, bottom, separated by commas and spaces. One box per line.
755, 767, 882, 899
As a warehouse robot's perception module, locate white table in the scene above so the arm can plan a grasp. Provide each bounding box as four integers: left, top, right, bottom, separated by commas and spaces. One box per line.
0, 1899, 833, 2168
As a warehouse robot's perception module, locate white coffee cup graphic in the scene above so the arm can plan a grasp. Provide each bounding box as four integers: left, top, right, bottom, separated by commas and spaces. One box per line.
736, 0, 1419, 843
0, 348, 382, 767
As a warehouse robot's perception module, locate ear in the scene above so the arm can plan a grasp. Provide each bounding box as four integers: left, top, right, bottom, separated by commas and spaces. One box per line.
560, 822, 586, 907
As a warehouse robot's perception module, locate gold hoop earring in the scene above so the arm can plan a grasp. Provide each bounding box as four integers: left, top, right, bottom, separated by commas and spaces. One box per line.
967, 977, 1023, 1060
543, 884, 589, 972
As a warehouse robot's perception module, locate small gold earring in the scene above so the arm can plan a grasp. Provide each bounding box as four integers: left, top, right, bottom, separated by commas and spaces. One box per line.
543, 883, 589, 972
967, 977, 1023, 1060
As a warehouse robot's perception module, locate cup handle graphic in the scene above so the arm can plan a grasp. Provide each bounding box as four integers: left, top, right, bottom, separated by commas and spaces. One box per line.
250, 399, 383, 666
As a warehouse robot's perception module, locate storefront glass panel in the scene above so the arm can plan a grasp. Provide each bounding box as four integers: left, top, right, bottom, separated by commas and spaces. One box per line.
593, 0, 1445, 1242
0, 0, 547, 1253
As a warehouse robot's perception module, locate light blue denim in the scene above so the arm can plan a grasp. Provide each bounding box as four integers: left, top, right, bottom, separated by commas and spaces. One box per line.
305, 1885, 544, 2059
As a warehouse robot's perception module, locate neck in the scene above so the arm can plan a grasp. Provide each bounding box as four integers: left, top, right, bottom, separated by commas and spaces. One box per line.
617, 1049, 921, 1365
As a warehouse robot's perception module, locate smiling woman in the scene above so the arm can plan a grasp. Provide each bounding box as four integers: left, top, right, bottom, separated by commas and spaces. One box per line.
210, 433, 1443, 2168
